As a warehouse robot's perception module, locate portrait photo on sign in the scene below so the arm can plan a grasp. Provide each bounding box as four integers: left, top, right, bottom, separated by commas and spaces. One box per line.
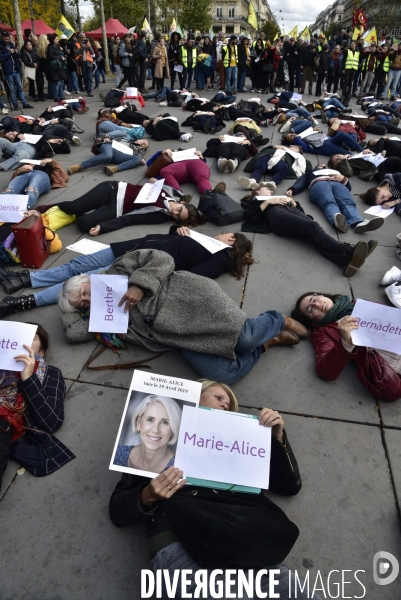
109, 370, 201, 479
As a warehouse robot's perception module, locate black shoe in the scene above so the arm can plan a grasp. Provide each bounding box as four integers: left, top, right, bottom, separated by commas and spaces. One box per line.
253, 134, 263, 143
343, 241, 369, 277
210, 125, 223, 134
99, 93, 106, 102
203, 118, 211, 134
38, 97, 47, 101
87, 93, 94, 97
0, 268, 31, 294
367, 239, 378, 256
256, 137, 270, 146
0, 295, 36, 318
22, 103, 33, 109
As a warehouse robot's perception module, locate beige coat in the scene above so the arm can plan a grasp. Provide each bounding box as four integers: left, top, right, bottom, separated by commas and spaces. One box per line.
152, 44, 170, 79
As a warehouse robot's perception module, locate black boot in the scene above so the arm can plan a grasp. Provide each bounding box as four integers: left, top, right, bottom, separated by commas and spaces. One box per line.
0, 268, 31, 294
0, 295, 36, 318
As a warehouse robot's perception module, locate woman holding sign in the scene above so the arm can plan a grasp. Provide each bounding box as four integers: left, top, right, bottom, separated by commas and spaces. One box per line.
291, 293, 401, 402
109, 381, 319, 599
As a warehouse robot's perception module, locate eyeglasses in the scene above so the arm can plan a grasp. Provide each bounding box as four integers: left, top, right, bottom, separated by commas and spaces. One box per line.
305, 293, 321, 317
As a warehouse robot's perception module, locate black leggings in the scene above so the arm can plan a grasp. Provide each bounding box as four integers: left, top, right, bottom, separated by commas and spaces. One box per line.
218, 143, 248, 162
232, 125, 258, 140
375, 156, 401, 181
118, 65, 134, 88
57, 181, 118, 232
266, 205, 350, 266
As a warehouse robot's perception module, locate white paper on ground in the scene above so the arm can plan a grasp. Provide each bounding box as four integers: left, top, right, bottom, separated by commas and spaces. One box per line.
111, 140, 133, 155
109, 370, 201, 478
297, 126, 315, 139
89, 274, 128, 333
175, 406, 272, 489
0, 321, 37, 372
134, 179, 165, 204
349, 152, 386, 167
365, 205, 394, 218
114, 105, 126, 113
172, 148, 198, 162
41, 120, 54, 126
0, 194, 29, 222
19, 159, 43, 165
126, 87, 138, 97
161, 116, 178, 122
351, 299, 401, 353
66, 239, 110, 254
291, 92, 302, 101
174, 64, 183, 72
188, 230, 231, 253
20, 115, 35, 119
312, 169, 341, 176
22, 134, 42, 144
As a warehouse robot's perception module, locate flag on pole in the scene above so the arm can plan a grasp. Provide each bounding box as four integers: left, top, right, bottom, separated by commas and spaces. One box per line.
299, 26, 311, 41
365, 27, 377, 45
177, 24, 184, 37
56, 15, 74, 40
352, 26, 363, 40
287, 25, 298, 39
142, 17, 151, 32
170, 18, 177, 33
248, 1, 258, 30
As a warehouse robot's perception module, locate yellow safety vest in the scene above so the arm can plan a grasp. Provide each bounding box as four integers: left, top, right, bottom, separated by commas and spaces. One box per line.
252, 40, 266, 48
222, 44, 238, 67
181, 46, 196, 68
344, 50, 360, 70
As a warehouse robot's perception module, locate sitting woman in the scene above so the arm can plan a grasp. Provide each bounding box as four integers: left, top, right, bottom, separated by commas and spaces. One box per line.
145, 114, 193, 142
109, 379, 320, 599
238, 143, 311, 190
282, 129, 364, 157
66, 138, 148, 176
356, 172, 401, 214
203, 134, 258, 173
3, 158, 68, 209
287, 168, 384, 234
241, 187, 377, 277
0, 230, 254, 315
291, 293, 401, 402
0, 324, 74, 490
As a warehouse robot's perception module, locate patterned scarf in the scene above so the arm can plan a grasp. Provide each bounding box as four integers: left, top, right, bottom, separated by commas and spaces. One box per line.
318, 295, 354, 326
80, 307, 126, 352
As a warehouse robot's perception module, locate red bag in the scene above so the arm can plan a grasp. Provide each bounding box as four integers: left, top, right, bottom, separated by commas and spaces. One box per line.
11, 215, 50, 269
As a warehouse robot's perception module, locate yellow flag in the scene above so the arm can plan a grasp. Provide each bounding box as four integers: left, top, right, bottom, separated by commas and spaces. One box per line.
366, 27, 377, 44
56, 15, 74, 40
352, 26, 363, 40
300, 26, 311, 40
287, 25, 298, 39
248, 1, 258, 30
142, 18, 151, 31
170, 18, 177, 33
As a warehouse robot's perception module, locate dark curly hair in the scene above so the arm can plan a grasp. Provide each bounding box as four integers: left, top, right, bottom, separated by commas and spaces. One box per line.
291, 292, 343, 327
229, 233, 255, 279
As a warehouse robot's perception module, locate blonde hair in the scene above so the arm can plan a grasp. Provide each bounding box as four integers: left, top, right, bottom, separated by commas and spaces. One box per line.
132, 395, 182, 445
199, 379, 239, 412
37, 34, 49, 59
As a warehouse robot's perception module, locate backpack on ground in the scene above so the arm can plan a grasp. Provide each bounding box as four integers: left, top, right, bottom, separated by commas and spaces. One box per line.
198, 190, 245, 226
104, 89, 125, 107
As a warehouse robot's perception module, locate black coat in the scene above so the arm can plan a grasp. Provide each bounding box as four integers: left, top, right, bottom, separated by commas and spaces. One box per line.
46, 43, 67, 81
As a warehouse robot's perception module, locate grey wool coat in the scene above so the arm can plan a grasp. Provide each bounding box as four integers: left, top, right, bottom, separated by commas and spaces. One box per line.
60, 249, 247, 359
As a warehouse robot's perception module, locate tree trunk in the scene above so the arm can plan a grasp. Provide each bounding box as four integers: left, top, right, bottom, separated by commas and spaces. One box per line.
99, 0, 110, 75
75, 0, 82, 32
11, 0, 23, 49
28, 0, 36, 35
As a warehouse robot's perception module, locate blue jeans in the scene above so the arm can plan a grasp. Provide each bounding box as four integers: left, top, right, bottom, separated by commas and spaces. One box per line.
81, 62, 93, 93
214, 92, 237, 103
322, 97, 345, 120
251, 156, 289, 185
152, 542, 322, 600
67, 71, 79, 92
309, 180, 362, 228
5, 170, 51, 209
98, 121, 131, 140
225, 66, 238, 92
182, 310, 284, 385
292, 120, 312, 134
31, 248, 115, 306
5, 72, 27, 106
383, 70, 401, 99
146, 86, 172, 100
81, 143, 143, 171
320, 132, 363, 156
182, 66, 194, 89
287, 107, 311, 119
0, 140, 36, 171
47, 79, 65, 100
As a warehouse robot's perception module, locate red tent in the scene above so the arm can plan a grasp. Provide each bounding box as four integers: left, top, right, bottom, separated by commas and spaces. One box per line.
21, 20, 55, 36
0, 22, 16, 33
86, 18, 128, 40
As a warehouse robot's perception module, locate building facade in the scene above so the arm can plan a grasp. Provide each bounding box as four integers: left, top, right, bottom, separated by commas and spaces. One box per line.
310, 0, 344, 35
211, 0, 275, 36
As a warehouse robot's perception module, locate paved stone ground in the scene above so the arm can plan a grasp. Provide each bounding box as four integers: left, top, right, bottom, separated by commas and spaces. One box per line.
0, 76, 401, 600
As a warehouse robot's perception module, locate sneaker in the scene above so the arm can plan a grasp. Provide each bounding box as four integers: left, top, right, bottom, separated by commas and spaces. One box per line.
380, 265, 401, 286
1, 108, 8, 114
385, 281, 401, 308
237, 176, 260, 190
217, 158, 228, 172
180, 133, 193, 142
259, 120, 268, 127
333, 213, 350, 233
71, 136, 81, 145
354, 217, 384, 234
64, 90, 72, 95
343, 241, 369, 277
227, 158, 238, 173
159, 101, 168, 106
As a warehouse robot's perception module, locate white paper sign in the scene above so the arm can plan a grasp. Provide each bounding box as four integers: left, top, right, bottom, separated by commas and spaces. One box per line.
220, 135, 245, 143
19, 159, 43, 165
188, 230, 231, 254
66, 239, 110, 254
291, 92, 303, 102
111, 140, 134, 155
297, 127, 315, 139
389, 137, 401, 141
0, 321, 37, 372
248, 98, 260, 102
64, 98, 80, 103
365, 205, 394, 218
0, 194, 28, 222
172, 148, 199, 162
20, 114, 35, 120
313, 169, 341, 176
49, 105, 66, 112
88, 274, 129, 334
109, 370, 201, 478
175, 407, 272, 489
22, 134, 42, 144
134, 179, 165, 204
349, 152, 386, 167
351, 299, 401, 353
174, 64, 183, 73
126, 87, 138, 97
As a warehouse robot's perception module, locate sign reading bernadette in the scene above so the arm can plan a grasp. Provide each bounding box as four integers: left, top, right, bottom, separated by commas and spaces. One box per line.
88, 274, 128, 334
351, 298, 401, 353
109, 370, 201, 479
175, 407, 272, 489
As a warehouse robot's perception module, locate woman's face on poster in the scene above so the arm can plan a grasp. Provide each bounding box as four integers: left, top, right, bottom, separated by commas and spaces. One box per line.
137, 402, 173, 451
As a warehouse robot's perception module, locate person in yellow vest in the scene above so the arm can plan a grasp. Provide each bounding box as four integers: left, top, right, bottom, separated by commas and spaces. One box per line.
376, 44, 391, 100
341, 40, 360, 106
74, 32, 94, 97
179, 38, 197, 90
252, 32, 267, 49
222, 35, 239, 94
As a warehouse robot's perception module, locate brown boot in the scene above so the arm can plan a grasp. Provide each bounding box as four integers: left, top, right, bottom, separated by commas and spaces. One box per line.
67, 164, 84, 175
213, 182, 226, 193
264, 330, 300, 349
104, 165, 119, 176
282, 316, 308, 339
182, 194, 192, 203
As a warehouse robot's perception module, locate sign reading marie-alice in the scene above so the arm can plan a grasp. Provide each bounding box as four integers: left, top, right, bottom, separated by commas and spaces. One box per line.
175, 406, 272, 489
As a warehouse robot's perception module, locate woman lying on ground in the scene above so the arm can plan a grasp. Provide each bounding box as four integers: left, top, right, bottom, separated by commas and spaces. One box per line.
291, 292, 401, 402
241, 187, 377, 276
203, 133, 259, 173
3, 158, 68, 209
181, 111, 225, 135
0, 323, 74, 490
356, 172, 401, 214
144, 114, 193, 142
101, 106, 151, 127
66, 138, 148, 177
58, 249, 309, 385
287, 167, 384, 234
282, 128, 364, 157
328, 152, 401, 182
0, 231, 254, 316
108, 379, 321, 600
366, 137, 401, 158
0, 132, 71, 171
328, 115, 401, 136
